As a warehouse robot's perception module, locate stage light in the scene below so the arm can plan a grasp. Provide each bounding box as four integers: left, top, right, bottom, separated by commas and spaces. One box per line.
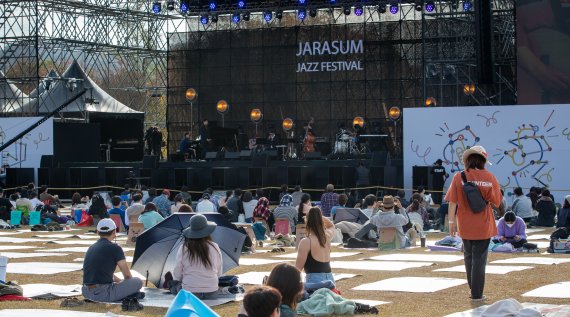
309, 8, 317, 17
243, 11, 250, 21
298, 0, 307, 5
389, 1, 398, 14
185, 88, 197, 102
425, 1, 435, 12
180, 1, 189, 14
232, 12, 241, 23
463, 83, 476, 95
329, 0, 337, 4
200, 14, 209, 24
414, 1, 423, 11
388, 107, 401, 121
216, 100, 229, 114
425, 97, 437, 107
209, 0, 216, 10
463, 0, 472, 11
282, 118, 294, 131
298, 8, 306, 20
263, 11, 273, 22
354, 5, 363, 16
237, 0, 246, 9
343, 5, 351, 15
211, 13, 218, 22
353, 116, 365, 128
276, 10, 283, 19
250, 108, 263, 123
152, 1, 161, 13
378, 3, 386, 13
167, 0, 175, 11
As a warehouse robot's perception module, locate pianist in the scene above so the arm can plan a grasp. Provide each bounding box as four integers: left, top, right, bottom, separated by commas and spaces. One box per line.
179, 132, 196, 160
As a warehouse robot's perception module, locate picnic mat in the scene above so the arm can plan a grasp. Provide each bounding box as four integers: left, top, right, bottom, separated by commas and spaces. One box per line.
330, 260, 434, 271
433, 265, 534, 275
0, 245, 39, 250
368, 253, 464, 262
7, 262, 84, 275
523, 282, 570, 298
0, 310, 131, 317
0, 252, 69, 259
21, 284, 82, 299
526, 234, 552, 240
0, 237, 46, 243
445, 302, 570, 317
37, 247, 135, 253
352, 277, 466, 292
235, 271, 359, 285
491, 257, 570, 265
273, 252, 361, 259
105, 287, 243, 308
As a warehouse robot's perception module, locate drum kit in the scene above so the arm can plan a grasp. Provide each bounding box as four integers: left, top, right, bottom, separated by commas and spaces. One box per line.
334, 129, 363, 155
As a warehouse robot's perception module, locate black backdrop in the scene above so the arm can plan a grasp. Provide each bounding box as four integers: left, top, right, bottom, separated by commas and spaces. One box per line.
167, 22, 422, 154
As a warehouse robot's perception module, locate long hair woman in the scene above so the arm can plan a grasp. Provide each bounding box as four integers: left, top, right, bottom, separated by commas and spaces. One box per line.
87, 194, 108, 219
171, 214, 223, 299
445, 145, 502, 302
138, 202, 164, 230
297, 194, 311, 224
266, 263, 304, 317
406, 193, 430, 230
295, 207, 336, 291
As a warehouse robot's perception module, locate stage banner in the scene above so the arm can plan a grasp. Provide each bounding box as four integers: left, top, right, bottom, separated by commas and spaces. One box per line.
403, 105, 570, 203
517, 0, 570, 104
0, 117, 53, 169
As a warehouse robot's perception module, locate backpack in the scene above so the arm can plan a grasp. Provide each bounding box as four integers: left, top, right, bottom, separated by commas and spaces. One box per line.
461, 171, 487, 213
551, 227, 569, 240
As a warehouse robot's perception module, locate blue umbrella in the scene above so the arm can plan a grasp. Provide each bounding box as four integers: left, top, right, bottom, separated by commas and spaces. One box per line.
132, 212, 245, 287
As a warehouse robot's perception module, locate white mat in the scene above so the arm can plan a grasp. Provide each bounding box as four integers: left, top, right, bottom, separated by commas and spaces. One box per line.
239, 258, 291, 265
114, 270, 147, 281
7, 262, 84, 274
0, 310, 131, 317
0, 237, 45, 243
352, 299, 391, 307
74, 256, 133, 263
17, 229, 80, 233
353, 276, 466, 292
445, 302, 570, 317
527, 234, 552, 240
0, 231, 21, 236
106, 287, 243, 308
48, 240, 98, 245
0, 252, 69, 259
22, 284, 82, 299
527, 241, 551, 248
331, 260, 434, 271
0, 245, 37, 250
273, 252, 361, 259
491, 257, 570, 265
32, 234, 75, 239
368, 253, 464, 263
236, 271, 359, 285
525, 228, 546, 233
38, 246, 134, 253
523, 281, 570, 298
433, 265, 534, 275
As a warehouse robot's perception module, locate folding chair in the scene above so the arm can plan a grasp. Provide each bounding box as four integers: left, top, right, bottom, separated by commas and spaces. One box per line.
109, 214, 125, 233
253, 217, 270, 234
127, 223, 145, 246
274, 218, 292, 235
378, 227, 400, 250
295, 223, 306, 249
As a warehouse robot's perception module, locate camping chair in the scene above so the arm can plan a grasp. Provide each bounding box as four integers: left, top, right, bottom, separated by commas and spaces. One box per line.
378, 227, 400, 250
253, 217, 270, 234
127, 223, 145, 246
295, 223, 306, 249
274, 218, 292, 235
129, 215, 139, 224
109, 214, 125, 233
16, 205, 29, 219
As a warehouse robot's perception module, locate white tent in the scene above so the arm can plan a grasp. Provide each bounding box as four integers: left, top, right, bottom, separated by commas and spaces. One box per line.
0, 71, 31, 113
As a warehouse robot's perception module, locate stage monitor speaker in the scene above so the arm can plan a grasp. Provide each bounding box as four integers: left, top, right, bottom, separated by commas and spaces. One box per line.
412, 166, 432, 189
169, 153, 184, 162
304, 152, 322, 160
371, 151, 390, 166
240, 150, 252, 160
205, 152, 219, 161
224, 152, 240, 160
252, 154, 269, 167
40, 155, 54, 168
6, 168, 34, 187
143, 155, 159, 169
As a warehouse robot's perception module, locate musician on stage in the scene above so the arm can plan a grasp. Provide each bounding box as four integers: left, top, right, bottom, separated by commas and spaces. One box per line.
353, 123, 366, 150
199, 119, 211, 158
179, 132, 196, 161
302, 118, 316, 154
266, 132, 279, 150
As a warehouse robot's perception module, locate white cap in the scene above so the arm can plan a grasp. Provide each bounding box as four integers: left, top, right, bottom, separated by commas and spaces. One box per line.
97, 218, 117, 233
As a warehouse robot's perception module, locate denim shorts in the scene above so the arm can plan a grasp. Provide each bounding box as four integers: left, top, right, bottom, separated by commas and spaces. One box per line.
305, 272, 335, 284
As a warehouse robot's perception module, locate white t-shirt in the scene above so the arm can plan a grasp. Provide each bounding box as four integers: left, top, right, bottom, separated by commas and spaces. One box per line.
243, 200, 258, 219
196, 200, 215, 213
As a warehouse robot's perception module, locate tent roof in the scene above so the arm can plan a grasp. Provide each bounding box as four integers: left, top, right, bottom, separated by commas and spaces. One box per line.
0, 71, 31, 112
18, 61, 142, 115
29, 69, 59, 98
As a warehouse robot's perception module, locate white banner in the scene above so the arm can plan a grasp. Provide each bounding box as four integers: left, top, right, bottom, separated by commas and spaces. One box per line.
403, 105, 570, 204
0, 117, 53, 170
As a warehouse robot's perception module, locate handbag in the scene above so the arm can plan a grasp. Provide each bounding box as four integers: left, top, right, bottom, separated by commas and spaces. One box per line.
401, 209, 413, 232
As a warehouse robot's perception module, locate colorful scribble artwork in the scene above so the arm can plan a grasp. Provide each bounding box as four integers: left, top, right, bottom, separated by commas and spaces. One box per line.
436, 123, 481, 173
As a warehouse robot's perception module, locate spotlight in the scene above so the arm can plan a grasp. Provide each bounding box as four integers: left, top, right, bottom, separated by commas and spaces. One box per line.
166, 0, 175, 10
243, 11, 250, 21
343, 5, 351, 15
309, 8, 317, 17
463, 0, 472, 11
200, 14, 209, 24
388, 106, 401, 121
298, 0, 307, 5
211, 13, 218, 22
152, 1, 161, 13
209, 0, 216, 10
451, 0, 458, 10
415, 1, 423, 11
425, 97, 437, 107
263, 11, 273, 22
237, 0, 246, 9
298, 8, 306, 20
180, 0, 189, 14
389, 1, 398, 14
232, 12, 241, 23
330, 0, 337, 4
354, 5, 363, 16
276, 10, 283, 19
425, 0, 435, 12
378, 3, 386, 13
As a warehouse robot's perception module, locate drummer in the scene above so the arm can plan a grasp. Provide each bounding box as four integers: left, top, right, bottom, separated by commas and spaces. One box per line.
354, 123, 366, 149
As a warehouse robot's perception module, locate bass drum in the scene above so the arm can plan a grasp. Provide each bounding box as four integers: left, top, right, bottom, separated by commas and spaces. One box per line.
334, 141, 348, 154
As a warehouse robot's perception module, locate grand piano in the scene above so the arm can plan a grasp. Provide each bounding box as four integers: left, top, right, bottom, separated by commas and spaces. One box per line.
207, 126, 239, 152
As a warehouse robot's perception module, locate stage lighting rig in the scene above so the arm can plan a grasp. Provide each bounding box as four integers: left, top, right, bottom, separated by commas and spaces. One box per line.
209, 0, 216, 10
232, 12, 241, 23
309, 8, 317, 17
343, 5, 351, 15
389, 0, 399, 14
211, 13, 219, 22
180, 0, 189, 14
152, 1, 161, 13
425, 0, 435, 12
243, 11, 250, 21
414, 1, 423, 11
298, 8, 306, 20
263, 11, 272, 21
276, 10, 283, 19
166, 0, 175, 11
200, 14, 209, 24
378, 1, 387, 13
237, 0, 246, 9
463, 0, 472, 11
354, 5, 363, 16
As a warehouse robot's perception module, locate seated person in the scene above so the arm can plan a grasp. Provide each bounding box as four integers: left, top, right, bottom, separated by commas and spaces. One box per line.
15, 191, 33, 215
272, 194, 298, 233
88, 194, 109, 220
493, 211, 528, 249
253, 197, 274, 230
177, 204, 193, 213
406, 193, 430, 231
265, 263, 303, 317
241, 286, 282, 317
29, 191, 44, 210
556, 195, 570, 228
125, 194, 145, 226
296, 194, 312, 224
169, 214, 222, 299
295, 207, 336, 291
138, 202, 164, 230
370, 196, 410, 248
108, 196, 128, 230
196, 193, 216, 213
330, 194, 348, 219
82, 219, 143, 302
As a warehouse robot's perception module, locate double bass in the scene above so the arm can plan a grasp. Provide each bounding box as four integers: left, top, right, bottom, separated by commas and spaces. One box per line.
303, 118, 315, 153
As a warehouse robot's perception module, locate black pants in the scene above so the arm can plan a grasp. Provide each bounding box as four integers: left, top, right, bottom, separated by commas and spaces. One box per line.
462, 238, 490, 299
432, 186, 443, 205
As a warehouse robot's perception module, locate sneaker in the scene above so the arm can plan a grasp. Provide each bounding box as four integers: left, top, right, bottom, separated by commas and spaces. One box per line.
470, 295, 487, 302
60, 297, 84, 308
122, 298, 144, 312
346, 237, 377, 249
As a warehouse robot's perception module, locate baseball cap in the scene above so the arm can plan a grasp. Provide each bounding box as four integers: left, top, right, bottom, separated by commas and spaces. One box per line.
97, 218, 117, 233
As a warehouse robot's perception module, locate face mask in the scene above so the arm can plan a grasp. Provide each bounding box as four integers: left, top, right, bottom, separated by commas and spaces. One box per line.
506, 223, 514, 228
